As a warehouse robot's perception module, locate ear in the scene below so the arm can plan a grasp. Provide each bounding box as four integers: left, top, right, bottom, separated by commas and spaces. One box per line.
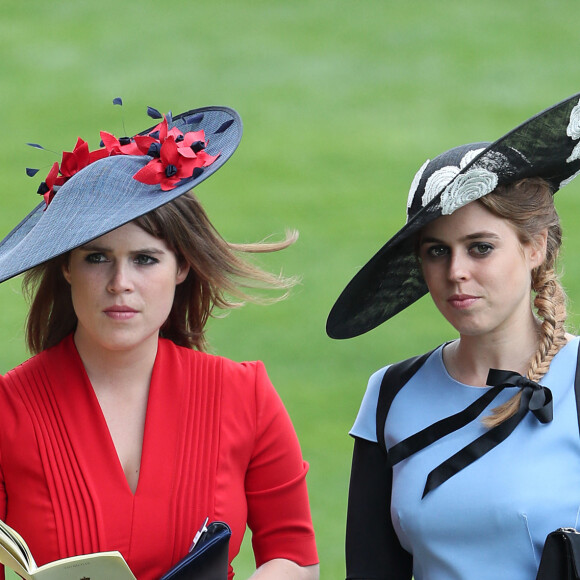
176, 263, 190, 285
528, 229, 548, 270
62, 259, 72, 284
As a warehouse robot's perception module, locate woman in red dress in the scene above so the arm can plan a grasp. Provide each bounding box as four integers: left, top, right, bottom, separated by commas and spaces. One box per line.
0, 104, 319, 580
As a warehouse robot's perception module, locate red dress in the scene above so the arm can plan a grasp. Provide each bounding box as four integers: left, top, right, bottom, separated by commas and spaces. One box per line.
0, 334, 318, 579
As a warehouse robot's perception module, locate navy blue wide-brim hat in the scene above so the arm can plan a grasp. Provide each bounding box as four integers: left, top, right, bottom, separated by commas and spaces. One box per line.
327, 92, 580, 339
0, 105, 242, 284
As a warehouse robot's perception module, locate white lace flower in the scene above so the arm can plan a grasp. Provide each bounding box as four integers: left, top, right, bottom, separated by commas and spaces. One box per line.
560, 168, 580, 189
422, 166, 459, 207
460, 148, 485, 169
441, 169, 498, 215
567, 141, 580, 164
567, 98, 580, 140
406, 159, 429, 222
420, 149, 487, 210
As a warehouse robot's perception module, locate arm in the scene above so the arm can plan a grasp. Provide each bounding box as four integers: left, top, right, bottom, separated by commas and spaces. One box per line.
249, 559, 319, 579
245, 363, 318, 572
346, 437, 412, 580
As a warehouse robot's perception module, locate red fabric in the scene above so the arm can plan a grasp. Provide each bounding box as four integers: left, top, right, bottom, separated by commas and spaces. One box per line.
0, 335, 317, 579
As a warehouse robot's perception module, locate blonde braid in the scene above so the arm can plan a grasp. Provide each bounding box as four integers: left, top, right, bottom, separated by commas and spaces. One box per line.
528, 271, 567, 381
478, 178, 567, 428
483, 268, 567, 428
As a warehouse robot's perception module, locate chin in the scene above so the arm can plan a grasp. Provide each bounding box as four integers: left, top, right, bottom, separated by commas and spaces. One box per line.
445, 315, 489, 337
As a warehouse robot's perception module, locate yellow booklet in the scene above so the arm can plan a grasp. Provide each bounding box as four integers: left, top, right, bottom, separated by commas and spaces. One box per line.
0, 519, 136, 580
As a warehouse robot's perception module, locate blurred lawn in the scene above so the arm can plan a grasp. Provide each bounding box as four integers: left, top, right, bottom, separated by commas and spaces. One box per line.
1, 1, 580, 578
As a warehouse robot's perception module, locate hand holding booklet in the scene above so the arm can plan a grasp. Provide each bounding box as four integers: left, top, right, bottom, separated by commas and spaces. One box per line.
0, 518, 135, 580
0, 518, 231, 580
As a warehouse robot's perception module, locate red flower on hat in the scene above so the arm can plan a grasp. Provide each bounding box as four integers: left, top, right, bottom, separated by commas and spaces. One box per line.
132, 117, 219, 191
60, 138, 108, 177
37, 138, 108, 207
37, 161, 62, 207
100, 131, 143, 156
30, 107, 222, 206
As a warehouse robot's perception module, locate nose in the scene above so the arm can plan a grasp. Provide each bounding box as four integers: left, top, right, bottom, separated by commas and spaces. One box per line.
447, 251, 470, 282
107, 262, 133, 294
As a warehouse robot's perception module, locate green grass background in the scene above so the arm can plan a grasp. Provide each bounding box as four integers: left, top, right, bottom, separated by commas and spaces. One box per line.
1, 1, 580, 577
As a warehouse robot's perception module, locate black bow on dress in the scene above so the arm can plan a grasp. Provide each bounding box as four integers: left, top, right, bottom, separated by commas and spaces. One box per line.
387, 369, 553, 498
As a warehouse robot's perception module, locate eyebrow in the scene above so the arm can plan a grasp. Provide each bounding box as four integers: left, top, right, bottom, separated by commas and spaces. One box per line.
78, 243, 166, 254
420, 231, 501, 245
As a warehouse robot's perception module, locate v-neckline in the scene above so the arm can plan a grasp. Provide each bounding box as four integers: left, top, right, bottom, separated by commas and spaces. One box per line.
60, 335, 158, 498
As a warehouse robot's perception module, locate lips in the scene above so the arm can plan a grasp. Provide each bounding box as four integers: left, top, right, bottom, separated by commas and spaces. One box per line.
103, 305, 138, 320
447, 294, 479, 309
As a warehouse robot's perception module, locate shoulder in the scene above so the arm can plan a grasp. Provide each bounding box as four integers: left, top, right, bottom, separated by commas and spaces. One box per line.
3, 334, 79, 385
0, 341, 70, 440
348, 365, 391, 442
157, 339, 273, 404
544, 335, 580, 386
158, 338, 266, 377
349, 346, 443, 442
159, 342, 293, 444
2, 346, 57, 394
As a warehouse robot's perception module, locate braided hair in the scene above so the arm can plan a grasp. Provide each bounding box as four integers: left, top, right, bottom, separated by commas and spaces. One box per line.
479, 178, 568, 427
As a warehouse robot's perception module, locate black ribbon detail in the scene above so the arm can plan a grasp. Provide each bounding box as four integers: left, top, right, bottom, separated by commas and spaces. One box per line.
485, 369, 553, 423
388, 369, 553, 499
190, 140, 206, 153
147, 142, 161, 158
164, 164, 178, 178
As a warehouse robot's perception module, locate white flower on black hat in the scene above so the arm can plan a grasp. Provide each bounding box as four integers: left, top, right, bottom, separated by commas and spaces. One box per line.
416, 147, 498, 216
566, 98, 580, 163
567, 99, 580, 140
406, 159, 429, 221
421, 148, 487, 210
440, 169, 498, 215
423, 166, 460, 208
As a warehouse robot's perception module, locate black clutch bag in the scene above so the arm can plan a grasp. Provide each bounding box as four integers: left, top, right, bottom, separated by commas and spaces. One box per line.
537, 528, 580, 580
159, 521, 231, 580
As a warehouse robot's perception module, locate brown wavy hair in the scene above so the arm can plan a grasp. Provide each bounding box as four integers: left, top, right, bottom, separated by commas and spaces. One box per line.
478, 177, 567, 427
23, 192, 298, 354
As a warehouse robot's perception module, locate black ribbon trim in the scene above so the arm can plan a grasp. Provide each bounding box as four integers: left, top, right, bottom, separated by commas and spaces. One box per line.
387, 369, 553, 499
389, 385, 505, 465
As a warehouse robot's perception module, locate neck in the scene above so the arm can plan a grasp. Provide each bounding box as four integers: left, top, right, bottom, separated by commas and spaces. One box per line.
72, 332, 159, 394
444, 317, 542, 387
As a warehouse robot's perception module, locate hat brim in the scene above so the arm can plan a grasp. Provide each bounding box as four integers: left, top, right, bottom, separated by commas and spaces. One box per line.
0, 106, 242, 284
327, 92, 580, 339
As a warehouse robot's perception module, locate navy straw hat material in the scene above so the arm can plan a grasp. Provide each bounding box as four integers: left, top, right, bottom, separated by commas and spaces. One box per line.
0, 106, 242, 284
327, 92, 580, 339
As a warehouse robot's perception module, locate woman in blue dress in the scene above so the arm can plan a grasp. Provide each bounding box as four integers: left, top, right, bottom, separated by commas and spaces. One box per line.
327, 92, 580, 580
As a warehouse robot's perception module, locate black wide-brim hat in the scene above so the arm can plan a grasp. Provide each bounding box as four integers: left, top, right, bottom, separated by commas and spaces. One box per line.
0, 106, 242, 284
327, 92, 580, 339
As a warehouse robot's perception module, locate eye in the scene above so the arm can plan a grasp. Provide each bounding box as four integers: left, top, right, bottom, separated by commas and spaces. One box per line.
85, 253, 108, 264
134, 254, 159, 266
469, 242, 493, 256
424, 244, 449, 258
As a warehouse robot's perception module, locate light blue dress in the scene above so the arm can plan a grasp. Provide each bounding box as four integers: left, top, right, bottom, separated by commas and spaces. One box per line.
351, 337, 580, 580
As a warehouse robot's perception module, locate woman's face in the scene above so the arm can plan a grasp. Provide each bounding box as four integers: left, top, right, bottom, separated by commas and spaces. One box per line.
418, 201, 546, 339
62, 221, 189, 356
